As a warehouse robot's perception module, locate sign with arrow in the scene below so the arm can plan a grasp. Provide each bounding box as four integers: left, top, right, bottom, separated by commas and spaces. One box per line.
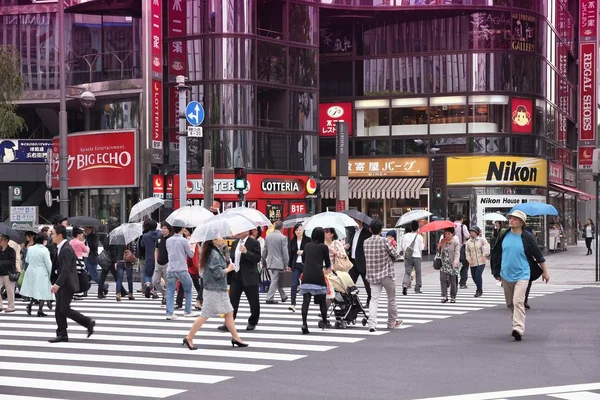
185, 101, 205, 126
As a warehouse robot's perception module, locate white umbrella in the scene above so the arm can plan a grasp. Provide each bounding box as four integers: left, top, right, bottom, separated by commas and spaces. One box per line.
129, 198, 165, 222
190, 213, 257, 243
222, 206, 271, 227
302, 211, 358, 239
108, 222, 144, 245
395, 210, 433, 227
166, 206, 214, 228
483, 212, 508, 222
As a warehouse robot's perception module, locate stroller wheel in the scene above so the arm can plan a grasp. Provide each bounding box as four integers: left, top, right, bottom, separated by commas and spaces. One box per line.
362, 318, 368, 326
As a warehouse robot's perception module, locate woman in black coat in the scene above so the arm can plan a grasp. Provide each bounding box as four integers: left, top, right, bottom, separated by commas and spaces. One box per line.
288, 223, 310, 312
299, 227, 331, 334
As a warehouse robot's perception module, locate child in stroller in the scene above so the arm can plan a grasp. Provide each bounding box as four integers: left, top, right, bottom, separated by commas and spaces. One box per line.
326, 270, 368, 329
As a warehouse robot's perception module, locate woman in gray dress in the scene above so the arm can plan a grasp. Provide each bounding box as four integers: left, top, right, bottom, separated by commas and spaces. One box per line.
182, 236, 248, 350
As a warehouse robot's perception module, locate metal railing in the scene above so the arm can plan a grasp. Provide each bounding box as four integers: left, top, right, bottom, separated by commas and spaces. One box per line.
66, 49, 142, 85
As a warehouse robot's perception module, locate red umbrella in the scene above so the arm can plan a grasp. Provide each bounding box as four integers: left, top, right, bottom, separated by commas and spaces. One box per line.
419, 220, 455, 233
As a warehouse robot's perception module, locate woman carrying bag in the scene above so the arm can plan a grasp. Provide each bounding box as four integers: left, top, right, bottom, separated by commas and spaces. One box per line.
465, 226, 490, 298
21, 233, 54, 316
438, 227, 461, 303
288, 223, 310, 312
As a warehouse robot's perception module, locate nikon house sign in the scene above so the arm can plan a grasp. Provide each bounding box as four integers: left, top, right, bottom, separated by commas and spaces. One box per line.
446, 156, 547, 187
51, 130, 138, 189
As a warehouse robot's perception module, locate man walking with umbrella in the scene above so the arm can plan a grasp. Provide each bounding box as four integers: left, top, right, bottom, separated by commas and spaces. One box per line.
345, 217, 372, 307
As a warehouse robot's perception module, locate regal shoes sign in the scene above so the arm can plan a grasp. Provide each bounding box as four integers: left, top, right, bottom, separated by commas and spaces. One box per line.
52, 130, 138, 189
447, 156, 547, 187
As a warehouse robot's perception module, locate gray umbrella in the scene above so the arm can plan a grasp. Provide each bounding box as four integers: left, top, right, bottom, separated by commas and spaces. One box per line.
283, 213, 313, 228
0, 223, 22, 242
68, 216, 103, 228
340, 209, 373, 225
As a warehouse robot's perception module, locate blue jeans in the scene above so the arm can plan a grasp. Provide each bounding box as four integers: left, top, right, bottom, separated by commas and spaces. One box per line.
116, 261, 134, 294
470, 264, 485, 292
144, 261, 155, 286
166, 270, 193, 315
291, 263, 303, 306
84, 258, 100, 285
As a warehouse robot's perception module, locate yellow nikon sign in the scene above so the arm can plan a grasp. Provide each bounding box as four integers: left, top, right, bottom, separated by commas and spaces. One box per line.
447, 156, 547, 187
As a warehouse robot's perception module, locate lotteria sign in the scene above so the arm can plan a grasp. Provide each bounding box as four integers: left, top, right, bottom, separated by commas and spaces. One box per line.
447, 156, 547, 187
51, 130, 138, 189
173, 174, 313, 200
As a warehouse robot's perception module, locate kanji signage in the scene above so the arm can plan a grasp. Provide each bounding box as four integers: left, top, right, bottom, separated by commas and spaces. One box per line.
319, 103, 353, 137
579, 0, 598, 39
331, 157, 429, 178
549, 162, 564, 185
266, 204, 283, 223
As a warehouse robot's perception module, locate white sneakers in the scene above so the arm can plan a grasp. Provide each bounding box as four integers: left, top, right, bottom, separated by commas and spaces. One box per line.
166, 314, 178, 320
288, 306, 296, 312
184, 312, 200, 318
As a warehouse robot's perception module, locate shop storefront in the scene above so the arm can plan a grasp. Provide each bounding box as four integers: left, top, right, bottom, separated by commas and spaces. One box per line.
320, 156, 429, 228
51, 130, 140, 237
447, 155, 548, 248
172, 174, 318, 222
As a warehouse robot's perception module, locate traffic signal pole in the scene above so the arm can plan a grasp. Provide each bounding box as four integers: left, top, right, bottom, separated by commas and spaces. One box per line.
176, 76, 189, 209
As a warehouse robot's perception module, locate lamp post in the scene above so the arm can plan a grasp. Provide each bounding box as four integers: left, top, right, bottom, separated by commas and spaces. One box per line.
80, 90, 96, 131
58, 0, 68, 217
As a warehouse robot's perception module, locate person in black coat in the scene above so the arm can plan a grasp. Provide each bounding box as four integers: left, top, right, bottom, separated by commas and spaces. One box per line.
83, 227, 107, 296
345, 220, 372, 306
288, 223, 310, 312
97, 234, 127, 299
299, 227, 332, 334
217, 231, 262, 331
48, 225, 95, 343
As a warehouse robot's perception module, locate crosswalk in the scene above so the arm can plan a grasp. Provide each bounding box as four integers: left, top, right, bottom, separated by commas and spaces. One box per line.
414, 382, 600, 399
0, 283, 586, 399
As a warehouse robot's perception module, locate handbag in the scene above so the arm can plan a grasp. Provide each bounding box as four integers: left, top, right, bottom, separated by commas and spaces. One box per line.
17, 269, 26, 286
332, 241, 354, 272
98, 250, 114, 271
123, 249, 137, 264
78, 269, 91, 292
8, 271, 20, 282
259, 267, 271, 293
433, 252, 442, 270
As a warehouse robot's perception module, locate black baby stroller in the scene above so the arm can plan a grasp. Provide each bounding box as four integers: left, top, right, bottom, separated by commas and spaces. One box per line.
326, 270, 368, 329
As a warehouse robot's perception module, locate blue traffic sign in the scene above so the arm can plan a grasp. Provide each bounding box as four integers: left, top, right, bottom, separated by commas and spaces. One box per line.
185, 101, 205, 126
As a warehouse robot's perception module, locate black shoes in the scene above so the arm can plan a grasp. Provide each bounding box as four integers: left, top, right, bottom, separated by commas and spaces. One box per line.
26, 304, 32, 316
524, 303, 531, 310
217, 325, 230, 332
231, 339, 249, 348
87, 320, 96, 338
37, 311, 47, 317
182, 337, 197, 350
301, 325, 309, 334
265, 300, 279, 304
281, 296, 288, 303
318, 320, 333, 330
144, 284, 152, 299
512, 330, 522, 341
474, 290, 483, 297
48, 336, 69, 343
246, 324, 256, 331
402, 287, 408, 296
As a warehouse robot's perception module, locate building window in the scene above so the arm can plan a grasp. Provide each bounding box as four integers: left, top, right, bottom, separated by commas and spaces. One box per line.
429, 96, 467, 135
468, 94, 509, 134
256, 132, 288, 170
289, 47, 317, 87
355, 99, 390, 137
471, 53, 511, 91
391, 139, 428, 155
258, 87, 287, 129
290, 134, 318, 172
467, 136, 508, 154
288, 4, 317, 45
390, 56, 430, 95
289, 91, 317, 131
390, 98, 428, 136
513, 54, 536, 93
429, 54, 468, 93
354, 139, 390, 156
257, 41, 286, 84
362, 58, 392, 96
320, 60, 352, 97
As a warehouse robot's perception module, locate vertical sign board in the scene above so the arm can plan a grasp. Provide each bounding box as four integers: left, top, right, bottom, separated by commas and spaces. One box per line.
579, 0, 598, 170
167, 0, 187, 162
149, 0, 164, 162
335, 121, 349, 211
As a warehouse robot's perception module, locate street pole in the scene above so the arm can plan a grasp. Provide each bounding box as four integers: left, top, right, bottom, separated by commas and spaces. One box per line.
58, 0, 68, 217
335, 121, 349, 212
596, 175, 599, 282
176, 75, 188, 209
203, 149, 213, 210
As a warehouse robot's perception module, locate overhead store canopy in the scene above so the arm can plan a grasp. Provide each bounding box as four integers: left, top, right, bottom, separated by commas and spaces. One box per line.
321, 178, 427, 200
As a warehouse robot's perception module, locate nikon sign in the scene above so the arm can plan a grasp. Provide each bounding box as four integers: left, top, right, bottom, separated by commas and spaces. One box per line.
447, 156, 547, 187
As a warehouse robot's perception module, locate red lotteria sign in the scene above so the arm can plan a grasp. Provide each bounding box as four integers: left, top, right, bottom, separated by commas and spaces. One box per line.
319, 103, 353, 137
151, 0, 163, 77
152, 174, 164, 198
580, 0, 598, 39
152, 80, 163, 151
173, 174, 311, 200
51, 130, 137, 189
511, 98, 533, 134
549, 162, 564, 184
289, 202, 306, 214
579, 43, 596, 142
166, 175, 174, 199
579, 146, 595, 169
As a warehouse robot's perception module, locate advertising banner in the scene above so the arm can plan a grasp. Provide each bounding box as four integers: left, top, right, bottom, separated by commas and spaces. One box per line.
319, 103, 353, 137
579, 146, 595, 169
447, 156, 547, 187
0, 139, 51, 163
151, 0, 163, 78
579, 43, 596, 142
51, 130, 138, 189
511, 97, 533, 134
331, 157, 429, 177
151, 79, 163, 151
579, 0, 598, 39
549, 162, 564, 184
152, 174, 164, 198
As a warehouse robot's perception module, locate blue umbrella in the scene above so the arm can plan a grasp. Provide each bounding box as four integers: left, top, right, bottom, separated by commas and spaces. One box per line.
509, 202, 558, 216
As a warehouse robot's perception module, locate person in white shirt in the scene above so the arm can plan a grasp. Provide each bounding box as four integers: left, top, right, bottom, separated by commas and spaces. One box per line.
401, 220, 424, 295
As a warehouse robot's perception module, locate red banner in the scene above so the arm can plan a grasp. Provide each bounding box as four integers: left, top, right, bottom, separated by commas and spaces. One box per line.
579, 43, 596, 142
549, 162, 564, 185
580, 0, 598, 39
510, 98, 533, 134
167, 0, 186, 77
152, 79, 163, 151
579, 146, 595, 169
51, 130, 137, 189
319, 102, 353, 137
151, 0, 163, 77
152, 175, 164, 198
166, 175, 174, 199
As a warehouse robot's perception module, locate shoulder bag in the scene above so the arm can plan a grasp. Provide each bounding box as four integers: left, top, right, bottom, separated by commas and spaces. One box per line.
404, 234, 418, 261
433, 252, 442, 270
333, 240, 353, 272
123, 248, 138, 265
98, 250, 114, 271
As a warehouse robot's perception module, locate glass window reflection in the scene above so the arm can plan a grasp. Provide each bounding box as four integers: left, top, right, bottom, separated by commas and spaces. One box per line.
290, 135, 318, 172
289, 92, 317, 131
468, 136, 508, 154
471, 53, 511, 91
256, 132, 288, 170
289, 47, 317, 87
356, 107, 390, 137
257, 41, 286, 84
354, 140, 390, 157
289, 4, 317, 45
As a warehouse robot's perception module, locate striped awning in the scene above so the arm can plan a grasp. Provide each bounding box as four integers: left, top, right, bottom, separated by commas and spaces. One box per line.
321, 178, 427, 200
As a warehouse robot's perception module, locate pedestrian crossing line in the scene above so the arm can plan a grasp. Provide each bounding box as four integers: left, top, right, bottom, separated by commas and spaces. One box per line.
0, 330, 338, 352
0, 361, 232, 384
0, 338, 306, 362
0, 395, 68, 400
549, 392, 600, 399
0, 349, 271, 372
0, 377, 185, 398
413, 382, 600, 399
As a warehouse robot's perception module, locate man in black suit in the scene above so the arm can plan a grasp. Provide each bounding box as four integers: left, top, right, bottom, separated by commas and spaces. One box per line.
346, 219, 373, 306
49, 225, 95, 343
218, 230, 262, 331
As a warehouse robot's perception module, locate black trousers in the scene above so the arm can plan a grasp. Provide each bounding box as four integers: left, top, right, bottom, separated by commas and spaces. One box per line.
459, 245, 469, 286
55, 285, 92, 338
177, 276, 203, 306
98, 266, 127, 296
229, 279, 260, 326
349, 267, 372, 301
585, 238, 593, 252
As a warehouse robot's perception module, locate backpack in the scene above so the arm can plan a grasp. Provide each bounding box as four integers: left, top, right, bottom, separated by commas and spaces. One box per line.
404, 234, 418, 261
134, 236, 145, 259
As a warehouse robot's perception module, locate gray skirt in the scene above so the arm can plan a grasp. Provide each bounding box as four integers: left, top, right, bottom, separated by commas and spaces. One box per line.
200, 290, 234, 319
